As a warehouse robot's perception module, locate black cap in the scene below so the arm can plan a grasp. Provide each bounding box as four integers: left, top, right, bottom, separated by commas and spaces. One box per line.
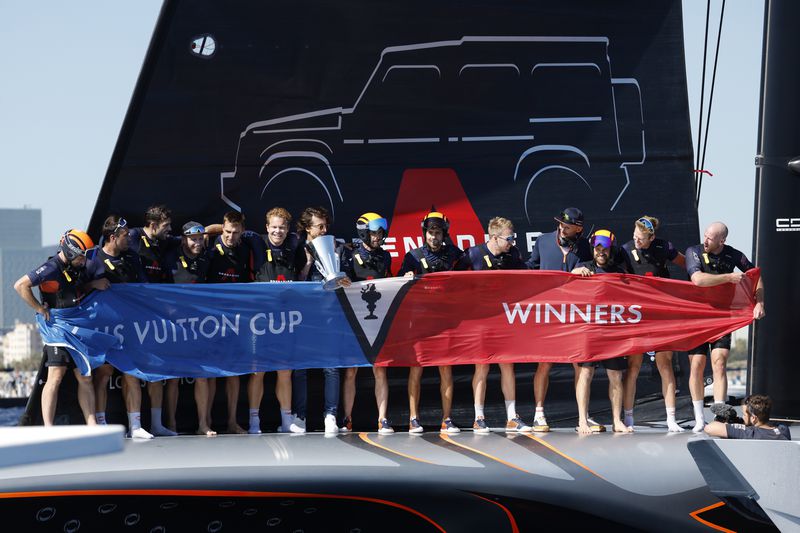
554, 207, 584, 227
182, 221, 205, 235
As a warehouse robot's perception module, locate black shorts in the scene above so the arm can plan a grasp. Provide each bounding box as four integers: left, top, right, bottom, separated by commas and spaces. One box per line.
579, 356, 627, 371
688, 334, 732, 356
44, 345, 76, 369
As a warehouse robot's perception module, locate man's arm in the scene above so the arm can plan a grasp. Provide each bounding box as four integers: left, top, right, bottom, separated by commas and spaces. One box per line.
753, 276, 765, 319
525, 241, 541, 270
13, 275, 49, 321
703, 421, 729, 438
690, 270, 743, 287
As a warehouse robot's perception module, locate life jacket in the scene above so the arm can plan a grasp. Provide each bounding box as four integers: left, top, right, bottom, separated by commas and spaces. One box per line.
624, 239, 671, 277
172, 253, 209, 284
350, 245, 391, 280
38, 258, 85, 309
136, 233, 171, 283
93, 249, 142, 284
207, 240, 254, 283
256, 234, 300, 282
410, 245, 461, 274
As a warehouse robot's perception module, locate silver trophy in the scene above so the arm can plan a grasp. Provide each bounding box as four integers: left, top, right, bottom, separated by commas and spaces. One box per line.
308, 235, 348, 290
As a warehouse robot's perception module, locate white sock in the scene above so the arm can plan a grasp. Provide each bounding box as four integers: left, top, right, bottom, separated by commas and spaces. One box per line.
249, 408, 261, 433
96, 411, 107, 425
474, 404, 485, 419
280, 409, 293, 429
128, 411, 142, 431
666, 407, 684, 432
534, 407, 546, 422
624, 409, 634, 427
505, 400, 516, 421
150, 408, 164, 429
692, 400, 705, 423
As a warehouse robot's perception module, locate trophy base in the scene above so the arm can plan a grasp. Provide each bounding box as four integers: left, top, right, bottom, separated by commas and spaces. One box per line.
322, 273, 348, 291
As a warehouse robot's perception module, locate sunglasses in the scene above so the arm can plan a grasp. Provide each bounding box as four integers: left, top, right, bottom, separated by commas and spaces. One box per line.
495, 234, 516, 243
184, 225, 204, 236
113, 217, 128, 234
637, 217, 655, 233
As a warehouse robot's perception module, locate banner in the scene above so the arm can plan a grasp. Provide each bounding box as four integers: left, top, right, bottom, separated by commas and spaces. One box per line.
37, 270, 758, 380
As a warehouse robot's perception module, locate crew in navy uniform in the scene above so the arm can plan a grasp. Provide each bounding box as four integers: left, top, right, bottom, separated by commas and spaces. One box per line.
293, 206, 351, 435
398, 209, 465, 434
457, 217, 531, 435
206, 210, 260, 434
340, 212, 394, 435
572, 230, 634, 434
127, 205, 182, 436
704, 394, 790, 440
685, 222, 765, 433
254, 207, 305, 434
13, 229, 109, 426
525, 207, 592, 432
621, 216, 687, 432
163, 221, 216, 436
89, 215, 169, 440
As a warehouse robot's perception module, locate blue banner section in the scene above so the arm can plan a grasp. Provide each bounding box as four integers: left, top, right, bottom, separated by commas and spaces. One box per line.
38, 283, 369, 381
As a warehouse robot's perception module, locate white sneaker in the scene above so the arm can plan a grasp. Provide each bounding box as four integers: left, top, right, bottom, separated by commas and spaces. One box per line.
129, 427, 154, 439
324, 414, 338, 435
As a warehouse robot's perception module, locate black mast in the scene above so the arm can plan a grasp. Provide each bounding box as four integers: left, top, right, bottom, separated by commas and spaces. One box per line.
750, 0, 800, 421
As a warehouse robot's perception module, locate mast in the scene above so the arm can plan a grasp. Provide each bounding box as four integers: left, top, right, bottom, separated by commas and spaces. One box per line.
750, 0, 800, 421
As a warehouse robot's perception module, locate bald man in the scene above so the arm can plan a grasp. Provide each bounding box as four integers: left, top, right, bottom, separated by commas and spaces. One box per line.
684, 222, 765, 432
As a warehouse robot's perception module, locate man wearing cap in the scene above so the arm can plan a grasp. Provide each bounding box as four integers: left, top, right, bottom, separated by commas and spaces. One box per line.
340, 212, 394, 434
685, 222, 765, 432
525, 207, 592, 432
13, 229, 110, 426
457, 217, 531, 434
572, 229, 634, 434
163, 220, 216, 435
398, 209, 465, 434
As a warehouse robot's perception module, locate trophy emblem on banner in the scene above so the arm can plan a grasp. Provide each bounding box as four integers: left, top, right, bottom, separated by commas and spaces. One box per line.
308, 235, 348, 290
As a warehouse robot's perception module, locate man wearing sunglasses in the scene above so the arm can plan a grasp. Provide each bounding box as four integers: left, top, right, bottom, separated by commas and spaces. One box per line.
525, 207, 592, 433
14, 229, 109, 426
457, 217, 530, 434
685, 222, 765, 433
572, 229, 634, 434
340, 212, 394, 434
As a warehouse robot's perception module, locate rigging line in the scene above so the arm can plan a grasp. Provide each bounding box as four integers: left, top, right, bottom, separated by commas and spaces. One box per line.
695, 0, 712, 206
697, 0, 726, 206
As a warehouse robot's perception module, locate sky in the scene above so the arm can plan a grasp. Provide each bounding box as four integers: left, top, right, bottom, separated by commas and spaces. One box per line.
0, 1, 764, 255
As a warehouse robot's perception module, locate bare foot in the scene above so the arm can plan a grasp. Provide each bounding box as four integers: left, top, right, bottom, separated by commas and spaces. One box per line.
613, 422, 634, 433
227, 424, 247, 434
576, 423, 593, 435
197, 426, 217, 436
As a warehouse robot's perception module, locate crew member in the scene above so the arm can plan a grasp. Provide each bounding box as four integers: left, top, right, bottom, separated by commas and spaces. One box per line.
128, 205, 182, 435
685, 222, 765, 432
704, 394, 790, 440
398, 209, 465, 434
254, 207, 307, 434
164, 220, 216, 436
13, 229, 109, 426
458, 217, 531, 434
621, 216, 686, 432
294, 206, 351, 435
572, 230, 634, 434
525, 207, 592, 432
206, 210, 260, 434
340, 212, 394, 435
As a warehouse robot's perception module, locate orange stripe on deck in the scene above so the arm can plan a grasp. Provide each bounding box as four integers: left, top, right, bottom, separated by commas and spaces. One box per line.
439, 434, 530, 475
358, 432, 435, 464
471, 493, 520, 533
523, 433, 606, 481
689, 501, 735, 533
0, 489, 446, 532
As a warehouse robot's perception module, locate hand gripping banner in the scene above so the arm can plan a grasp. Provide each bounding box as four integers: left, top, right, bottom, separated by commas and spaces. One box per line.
37, 270, 759, 380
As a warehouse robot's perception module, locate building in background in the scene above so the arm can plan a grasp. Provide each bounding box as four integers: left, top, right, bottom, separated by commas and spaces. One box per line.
1, 321, 43, 367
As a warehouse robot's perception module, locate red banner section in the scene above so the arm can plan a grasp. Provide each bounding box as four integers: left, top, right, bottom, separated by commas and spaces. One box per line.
374, 269, 759, 367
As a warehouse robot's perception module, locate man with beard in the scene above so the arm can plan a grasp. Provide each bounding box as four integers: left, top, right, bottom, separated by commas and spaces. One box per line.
398, 209, 465, 434
525, 207, 592, 432
685, 222, 765, 432
254, 207, 307, 434
621, 216, 686, 432
457, 217, 530, 434
572, 230, 634, 434
206, 210, 260, 434
128, 205, 182, 435
14, 229, 109, 426
163, 221, 216, 436
340, 212, 394, 435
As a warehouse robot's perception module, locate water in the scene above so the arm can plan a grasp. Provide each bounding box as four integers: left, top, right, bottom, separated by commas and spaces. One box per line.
0, 406, 24, 427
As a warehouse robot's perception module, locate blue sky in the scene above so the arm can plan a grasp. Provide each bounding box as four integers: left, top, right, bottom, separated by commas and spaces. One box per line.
0, 1, 764, 256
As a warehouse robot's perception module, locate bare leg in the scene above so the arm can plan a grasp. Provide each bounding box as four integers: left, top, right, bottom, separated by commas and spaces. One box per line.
207, 377, 216, 424
74, 369, 97, 425
194, 378, 215, 435
164, 379, 179, 431
575, 366, 594, 434
93, 364, 114, 418
439, 366, 453, 421
123, 374, 142, 415
608, 369, 631, 432
343, 367, 358, 420
41, 366, 66, 426
710, 348, 730, 403
499, 363, 515, 402
248, 372, 264, 410
655, 352, 677, 409
688, 355, 706, 401
226, 376, 245, 433
534, 362, 552, 408
472, 364, 489, 411
373, 367, 388, 420
275, 370, 292, 411
408, 367, 423, 419
623, 354, 643, 411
